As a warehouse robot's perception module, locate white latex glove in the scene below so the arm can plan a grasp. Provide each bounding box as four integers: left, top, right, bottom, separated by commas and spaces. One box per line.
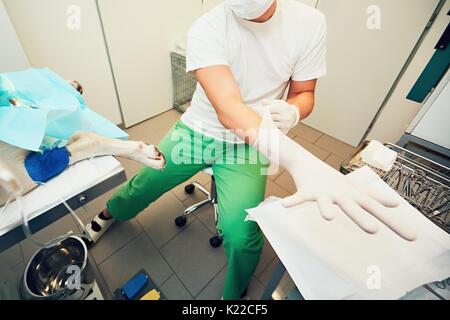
262, 99, 300, 134
255, 111, 416, 241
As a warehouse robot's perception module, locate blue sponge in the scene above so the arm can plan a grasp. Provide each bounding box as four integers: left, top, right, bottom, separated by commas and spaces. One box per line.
25, 147, 70, 183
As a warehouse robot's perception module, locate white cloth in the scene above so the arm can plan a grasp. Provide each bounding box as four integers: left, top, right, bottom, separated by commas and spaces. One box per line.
361, 140, 398, 172
246, 166, 450, 300
182, 0, 327, 142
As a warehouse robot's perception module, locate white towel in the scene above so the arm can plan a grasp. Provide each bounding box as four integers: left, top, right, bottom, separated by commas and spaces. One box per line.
360, 140, 397, 171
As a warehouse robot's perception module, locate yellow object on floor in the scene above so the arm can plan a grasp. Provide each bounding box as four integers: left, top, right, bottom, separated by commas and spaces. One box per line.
140, 289, 161, 300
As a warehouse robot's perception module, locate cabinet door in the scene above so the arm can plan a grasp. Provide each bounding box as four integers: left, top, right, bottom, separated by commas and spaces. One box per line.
98, 0, 203, 127
3, 0, 123, 124
411, 75, 450, 150
305, 0, 440, 146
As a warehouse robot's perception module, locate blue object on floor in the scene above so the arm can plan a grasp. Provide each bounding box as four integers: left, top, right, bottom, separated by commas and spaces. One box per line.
121, 271, 149, 300
24, 147, 70, 183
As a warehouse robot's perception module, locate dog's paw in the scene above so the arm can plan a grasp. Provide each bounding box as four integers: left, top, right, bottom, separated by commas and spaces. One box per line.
131, 143, 166, 170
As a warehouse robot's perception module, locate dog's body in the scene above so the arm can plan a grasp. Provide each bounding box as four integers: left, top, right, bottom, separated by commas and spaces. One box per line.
0, 133, 165, 207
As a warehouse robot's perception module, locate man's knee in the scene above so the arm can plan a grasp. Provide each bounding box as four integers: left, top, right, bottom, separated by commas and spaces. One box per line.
221, 224, 264, 254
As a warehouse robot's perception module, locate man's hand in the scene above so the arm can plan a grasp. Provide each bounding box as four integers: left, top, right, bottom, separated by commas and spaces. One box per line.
257, 111, 417, 241
263, 99, 300, 134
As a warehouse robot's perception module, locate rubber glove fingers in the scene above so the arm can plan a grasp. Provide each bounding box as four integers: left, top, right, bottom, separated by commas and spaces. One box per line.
357, 195, 417, 241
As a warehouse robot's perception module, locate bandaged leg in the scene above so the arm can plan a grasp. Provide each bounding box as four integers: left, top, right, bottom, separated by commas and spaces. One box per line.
0, 157, 21, 197
0, 142, 33, 206
66, 132, 165, 169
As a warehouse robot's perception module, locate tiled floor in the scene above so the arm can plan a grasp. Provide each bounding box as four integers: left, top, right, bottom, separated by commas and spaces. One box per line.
0, 109, 356, 300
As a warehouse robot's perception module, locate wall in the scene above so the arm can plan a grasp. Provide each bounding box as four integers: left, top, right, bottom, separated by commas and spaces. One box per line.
305, 0, 440, 146
97, 0, 203, 127
0, 0, 29, 72
367, 0, 450, 143
2, 0, 123, 125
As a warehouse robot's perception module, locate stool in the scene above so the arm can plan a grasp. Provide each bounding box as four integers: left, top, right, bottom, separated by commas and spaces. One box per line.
174, 167, 223, 248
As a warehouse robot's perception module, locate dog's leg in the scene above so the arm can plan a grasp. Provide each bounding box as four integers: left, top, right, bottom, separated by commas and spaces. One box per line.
0, 157, 21, 196
66, 132, 166, 169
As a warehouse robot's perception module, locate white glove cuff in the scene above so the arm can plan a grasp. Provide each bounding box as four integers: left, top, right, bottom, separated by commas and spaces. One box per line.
291, 104, 301, 127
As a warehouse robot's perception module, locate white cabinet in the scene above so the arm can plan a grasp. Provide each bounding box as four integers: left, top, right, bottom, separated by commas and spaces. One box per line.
409, 73, 450, 150
2, 0, 123, 125
97, 0, 203, 127
305, 0, 440, 146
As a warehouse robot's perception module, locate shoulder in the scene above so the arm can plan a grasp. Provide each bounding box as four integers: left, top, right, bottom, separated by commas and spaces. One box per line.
188, 3, 228, 38
282, 0, 326, 28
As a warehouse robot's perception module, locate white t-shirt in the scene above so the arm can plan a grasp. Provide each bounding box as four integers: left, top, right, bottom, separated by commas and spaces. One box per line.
182, 0, 327, 143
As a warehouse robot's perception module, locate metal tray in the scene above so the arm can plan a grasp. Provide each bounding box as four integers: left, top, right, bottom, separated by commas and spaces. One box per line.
341, 141, 450, 234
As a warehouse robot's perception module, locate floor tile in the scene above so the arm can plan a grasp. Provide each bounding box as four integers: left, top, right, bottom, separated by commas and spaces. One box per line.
160, 220, 226, 297
314, 134, 356, 159
89, 219, 143, 264
254, 238, 276, 278
0, 244, 23, 269
99, 233, 172, 294
247, 277, 266, 300
293, 136, 330, 161
290, 123, 323, 144
196, 266, 265, 300
325, 154, 345, 171
0, 262, 24, 299
274, 171, 296, 194
192, 203, 217, 235
258, 258, 279, 286
265, 179, 290, 199
267, 167, 285, 181
137, 192, 194, 249
195, 267, 226, 300
172, 172, 211, 203
126, 109, 181, 144
160, 274, 193, 300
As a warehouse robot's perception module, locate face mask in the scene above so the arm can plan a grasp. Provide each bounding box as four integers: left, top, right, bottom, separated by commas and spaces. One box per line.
227, 0, 274, 20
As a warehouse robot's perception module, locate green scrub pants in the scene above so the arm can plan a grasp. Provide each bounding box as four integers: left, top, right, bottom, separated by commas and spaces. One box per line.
107, 120, 268, 299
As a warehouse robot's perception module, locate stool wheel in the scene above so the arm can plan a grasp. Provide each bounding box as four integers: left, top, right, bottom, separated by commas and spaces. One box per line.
209, 235, 223, 248
184, 184, 195, 194
175, 216, 187, 227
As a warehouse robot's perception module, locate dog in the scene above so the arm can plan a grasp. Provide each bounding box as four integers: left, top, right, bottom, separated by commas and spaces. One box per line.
0, 81, 165, 207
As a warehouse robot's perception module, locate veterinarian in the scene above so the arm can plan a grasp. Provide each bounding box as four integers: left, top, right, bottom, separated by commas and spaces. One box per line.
87, 0, 414, 300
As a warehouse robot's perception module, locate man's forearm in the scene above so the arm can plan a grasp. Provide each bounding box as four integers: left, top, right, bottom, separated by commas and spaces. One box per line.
287, 91, 315, 120
216, 104, 262, 145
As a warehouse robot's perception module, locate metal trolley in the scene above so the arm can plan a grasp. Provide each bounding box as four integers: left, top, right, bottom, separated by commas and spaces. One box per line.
341, 141, 450, 234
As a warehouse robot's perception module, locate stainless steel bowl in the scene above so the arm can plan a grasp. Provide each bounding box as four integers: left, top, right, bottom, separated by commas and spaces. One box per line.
22, 236, 88, 300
